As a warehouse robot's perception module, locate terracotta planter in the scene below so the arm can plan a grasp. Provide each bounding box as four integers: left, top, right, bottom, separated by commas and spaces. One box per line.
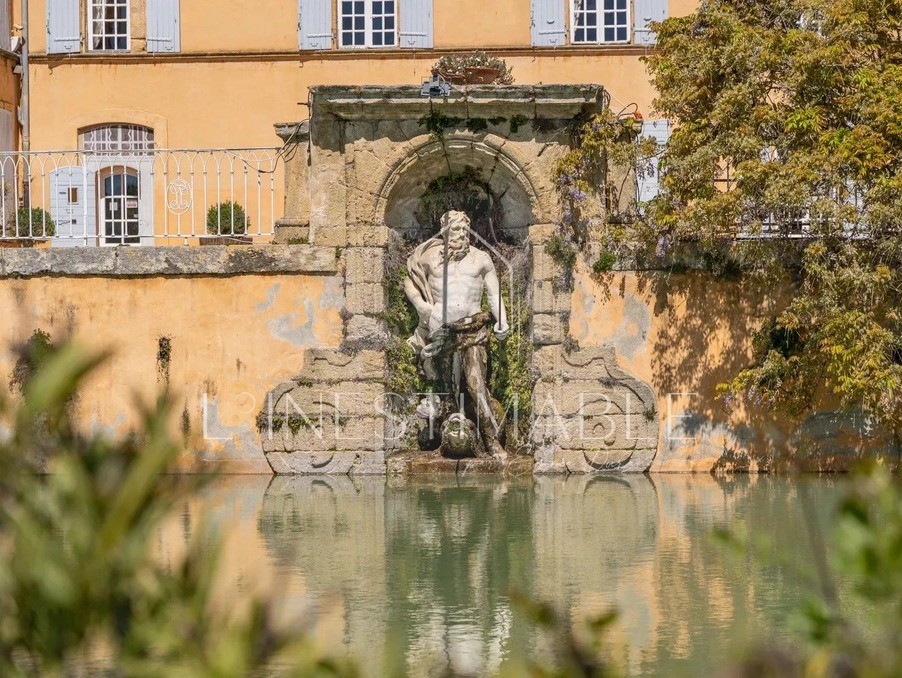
463, 66, 500, 84
431, 68, 466, 85
431, 66, 501, 85
199, 235, 252, 246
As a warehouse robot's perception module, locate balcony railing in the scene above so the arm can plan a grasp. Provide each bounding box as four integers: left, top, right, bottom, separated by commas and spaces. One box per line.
0, 148, 283, 246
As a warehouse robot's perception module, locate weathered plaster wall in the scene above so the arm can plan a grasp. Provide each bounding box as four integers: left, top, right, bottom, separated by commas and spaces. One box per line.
0, 253, 344, 472
23, 56, 659, 151
570, 267, 897, 472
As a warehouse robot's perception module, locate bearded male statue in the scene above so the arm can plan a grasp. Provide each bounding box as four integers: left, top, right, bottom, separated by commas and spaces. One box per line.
403, 210, 510, 459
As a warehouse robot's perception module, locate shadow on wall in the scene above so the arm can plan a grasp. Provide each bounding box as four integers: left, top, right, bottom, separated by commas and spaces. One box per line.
578, 269, 898, 472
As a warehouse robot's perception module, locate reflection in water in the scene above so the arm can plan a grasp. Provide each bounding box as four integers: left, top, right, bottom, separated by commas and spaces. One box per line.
164, 475, 847, 676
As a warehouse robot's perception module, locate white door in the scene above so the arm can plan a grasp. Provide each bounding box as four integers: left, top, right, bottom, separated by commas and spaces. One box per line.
89, 158, 154, 246
50, 166, 97, 246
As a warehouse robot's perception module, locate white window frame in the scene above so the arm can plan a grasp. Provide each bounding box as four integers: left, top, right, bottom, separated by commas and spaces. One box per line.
570, 0, 631, 45
339, 0, 397, 49
88, 0, 131, 52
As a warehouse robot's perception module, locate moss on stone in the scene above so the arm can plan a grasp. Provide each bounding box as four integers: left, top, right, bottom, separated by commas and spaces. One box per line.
419, 109, 463, 139
509, 115, 529, 134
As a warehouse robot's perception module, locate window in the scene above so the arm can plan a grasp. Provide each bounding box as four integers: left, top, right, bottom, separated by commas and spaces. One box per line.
99, 167, 141, 244
572, 0, 630, 44
340, 0, 396, 48
89, 0, 130, 51
80, 125, 154, 154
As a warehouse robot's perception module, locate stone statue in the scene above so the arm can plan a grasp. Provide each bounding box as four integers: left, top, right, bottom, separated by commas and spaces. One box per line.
404, 210, 510, 459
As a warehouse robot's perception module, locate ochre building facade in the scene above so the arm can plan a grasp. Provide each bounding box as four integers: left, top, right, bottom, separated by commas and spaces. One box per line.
19, 0, 696, 150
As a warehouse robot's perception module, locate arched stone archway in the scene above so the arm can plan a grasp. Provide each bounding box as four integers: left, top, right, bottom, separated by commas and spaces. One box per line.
377, 137, 544, 242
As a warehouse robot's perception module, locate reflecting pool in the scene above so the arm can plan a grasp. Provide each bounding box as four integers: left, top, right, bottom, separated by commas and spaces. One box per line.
162, 474, 849, 676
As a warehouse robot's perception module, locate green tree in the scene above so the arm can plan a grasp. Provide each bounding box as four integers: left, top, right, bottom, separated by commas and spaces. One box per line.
644, 0, 902, 437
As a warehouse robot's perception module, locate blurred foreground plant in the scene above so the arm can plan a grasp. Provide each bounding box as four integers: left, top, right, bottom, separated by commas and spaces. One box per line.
505, 592, 618, 678
722, 463, 902, 678
0, 342, 352, 677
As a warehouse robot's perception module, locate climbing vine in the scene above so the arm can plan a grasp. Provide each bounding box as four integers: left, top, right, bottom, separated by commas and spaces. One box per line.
384, 259, 427, 400
548, 109, 658, 281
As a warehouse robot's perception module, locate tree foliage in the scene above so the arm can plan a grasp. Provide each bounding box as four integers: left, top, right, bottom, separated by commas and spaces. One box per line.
645, 0, 902, 436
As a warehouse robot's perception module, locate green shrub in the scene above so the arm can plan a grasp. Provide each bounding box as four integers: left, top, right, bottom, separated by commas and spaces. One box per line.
3, 207, 56, 238
206, 201, 248, 235
592, 251, 617, 275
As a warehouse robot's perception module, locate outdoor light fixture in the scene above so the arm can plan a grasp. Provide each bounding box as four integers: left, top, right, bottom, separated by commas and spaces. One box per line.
420, 75, 451, 98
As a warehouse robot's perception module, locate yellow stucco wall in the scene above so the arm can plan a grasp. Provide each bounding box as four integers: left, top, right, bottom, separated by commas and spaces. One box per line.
20, 0, 692, 54
19, 0, 692, 151
570, 267, 893, 472
0, 273, 344, 472
25, 53, 660, 150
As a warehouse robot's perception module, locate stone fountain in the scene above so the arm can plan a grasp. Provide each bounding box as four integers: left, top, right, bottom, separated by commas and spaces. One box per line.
258, 85, 659, 475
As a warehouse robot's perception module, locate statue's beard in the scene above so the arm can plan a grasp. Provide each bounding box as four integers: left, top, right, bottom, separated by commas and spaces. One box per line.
444, 237, 469, 262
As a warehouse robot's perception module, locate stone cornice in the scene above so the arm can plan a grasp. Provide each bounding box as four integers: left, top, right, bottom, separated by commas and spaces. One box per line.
310, 84, 608, 121
29, 44, 652, 66
0, 245, 338, 277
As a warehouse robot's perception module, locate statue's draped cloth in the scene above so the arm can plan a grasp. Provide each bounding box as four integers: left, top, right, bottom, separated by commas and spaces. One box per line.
406, 237, 503, 451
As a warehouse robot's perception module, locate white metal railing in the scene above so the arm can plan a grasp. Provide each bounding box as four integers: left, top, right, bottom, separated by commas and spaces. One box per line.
0, 148, 283, 246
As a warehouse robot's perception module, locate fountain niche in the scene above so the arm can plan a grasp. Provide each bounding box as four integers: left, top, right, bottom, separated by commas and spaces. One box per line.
259, 85, 659, 475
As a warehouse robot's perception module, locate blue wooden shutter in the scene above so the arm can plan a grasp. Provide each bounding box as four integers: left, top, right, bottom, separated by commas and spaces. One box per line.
299, 0, 333, 50
400, 0, 433, 48
531, 0, 566, 47
634, 0, 668, 46
638, 119, 670, 203
47, 0, 81, 54
50, 166, 97, 246
147, 0, 181, 53
0, 1, 10, 51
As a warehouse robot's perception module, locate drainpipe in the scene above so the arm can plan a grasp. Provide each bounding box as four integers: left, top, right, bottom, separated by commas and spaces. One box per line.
19, 0, 29, 153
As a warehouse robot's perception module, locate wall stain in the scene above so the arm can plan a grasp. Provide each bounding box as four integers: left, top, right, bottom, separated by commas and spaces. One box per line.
319, 275, 344, 309
255, 283, 281, 312
157, 336, 172, 386
269, 299, 318, 346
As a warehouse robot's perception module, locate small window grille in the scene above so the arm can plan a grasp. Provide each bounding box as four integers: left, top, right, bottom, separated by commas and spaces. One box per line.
80, 125, 155, 154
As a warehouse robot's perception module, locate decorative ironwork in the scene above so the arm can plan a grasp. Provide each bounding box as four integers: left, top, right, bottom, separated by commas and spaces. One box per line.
0, 147, 281, 245
166, 178, 192, 214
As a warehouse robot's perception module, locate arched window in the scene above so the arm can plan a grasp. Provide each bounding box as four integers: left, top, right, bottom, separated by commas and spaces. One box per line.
79, 124, 154, 154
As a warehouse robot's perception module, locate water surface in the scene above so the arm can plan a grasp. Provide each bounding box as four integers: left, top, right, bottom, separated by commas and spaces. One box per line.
167, 474, 847, 676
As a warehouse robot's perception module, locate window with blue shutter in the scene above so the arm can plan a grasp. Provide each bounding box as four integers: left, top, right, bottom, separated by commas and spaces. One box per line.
147, 0, 180, 53
637, 119, 670, 204
299, 0, 333, 50
47, 0, 81, 54
634, 0, 668, 46
399, 0, 432, 48
531, 0, 566, 47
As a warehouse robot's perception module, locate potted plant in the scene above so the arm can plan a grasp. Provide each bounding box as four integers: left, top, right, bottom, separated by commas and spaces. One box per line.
431, 52, 514, 86
201, 201, 252, 245
0, 207, 56, 248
